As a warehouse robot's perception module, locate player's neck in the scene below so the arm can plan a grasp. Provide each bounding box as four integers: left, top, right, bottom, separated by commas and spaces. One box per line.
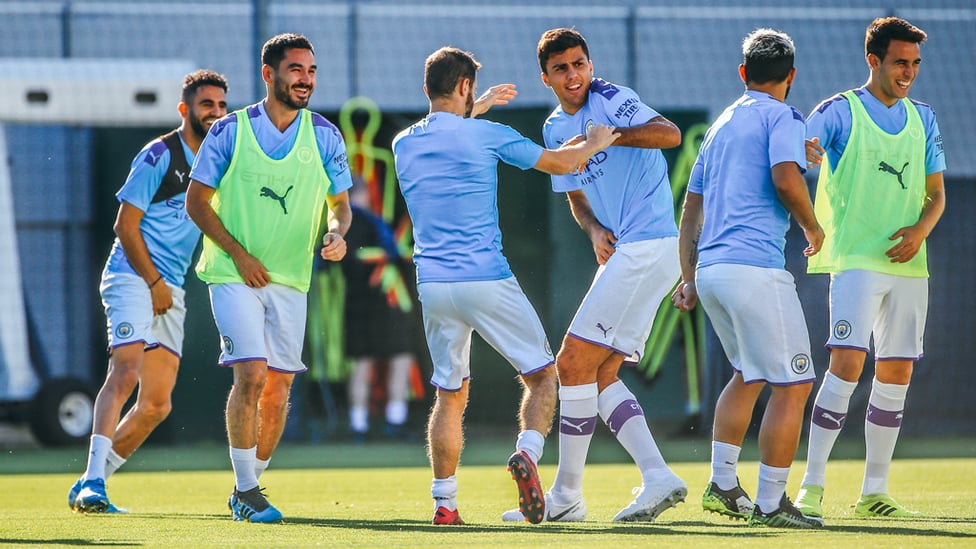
178, 125, 203, 155
263, 98, 302, 132
428, 97, 467, 118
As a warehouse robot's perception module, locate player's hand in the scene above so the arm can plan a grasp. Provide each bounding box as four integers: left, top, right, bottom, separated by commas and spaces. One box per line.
234, 252, 271, 288
803, 223, 825, 257
471, 84, 518, 117
886, 224, 926, 263
586, 124, 620, 151
150, 281, 173, 316
320, 231, 347, 261
671, 281, 698, 312
805, 137, 824, 169
588, 225, 617, 265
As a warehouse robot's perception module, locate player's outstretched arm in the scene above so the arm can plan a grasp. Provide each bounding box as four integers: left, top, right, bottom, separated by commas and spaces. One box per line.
772, 161, 823, 257
534, 124, 619, 175
185, 180, 270, 287
612, 116, 681, 149
470, 83, 518, 118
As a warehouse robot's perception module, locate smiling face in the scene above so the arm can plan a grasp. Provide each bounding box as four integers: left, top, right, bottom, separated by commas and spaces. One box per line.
868, 39, 921, 106
541, 46, 593, 115
268, 47, 316, 110
185, 84, 228, 139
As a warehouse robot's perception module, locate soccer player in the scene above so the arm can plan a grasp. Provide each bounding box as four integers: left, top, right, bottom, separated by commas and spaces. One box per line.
393, 46, 618, 525
71, 70, 228, 513
672, 28, 825, 528
504, 27, 687, 523
794, 17, 946, 519
186, 33, 352, 523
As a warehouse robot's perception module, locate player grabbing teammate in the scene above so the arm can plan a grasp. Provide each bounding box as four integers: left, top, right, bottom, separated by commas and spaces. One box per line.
795, 17, 946, 519
503, 28, 687, 524
672, 29, 824, 528
186, 33, 352, 523
393, 46, 618, 525
71, 70, 228, 513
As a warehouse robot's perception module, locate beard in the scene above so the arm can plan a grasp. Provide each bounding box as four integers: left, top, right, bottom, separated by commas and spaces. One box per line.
273, 75, 312, 109
188, 110, 210, 139
463, 88, 475, 118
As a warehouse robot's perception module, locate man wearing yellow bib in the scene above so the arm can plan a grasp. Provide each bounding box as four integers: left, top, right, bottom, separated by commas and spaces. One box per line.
186, 33, 352, 523
796, 17, 946, 519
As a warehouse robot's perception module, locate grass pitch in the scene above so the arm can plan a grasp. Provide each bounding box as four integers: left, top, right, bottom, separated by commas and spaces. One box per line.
1, 444, 974, 548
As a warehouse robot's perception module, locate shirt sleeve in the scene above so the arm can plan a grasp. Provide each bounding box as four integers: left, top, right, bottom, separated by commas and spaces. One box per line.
807, 96, 851, 172
486, 120, 544, 171
313, 123, 353, 194
189, 114, 237, 188
769, 105, 807, 173
920, 106, 947, 175
591, 80, 658, 128
115, 140, 169, 211
687, 152, 704, 195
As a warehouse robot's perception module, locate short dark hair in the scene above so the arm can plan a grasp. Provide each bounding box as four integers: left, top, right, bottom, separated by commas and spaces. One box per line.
261, 33, 315, 70
537, 28, 590, 73
424, 47, 480, 100
865, 17, 927, 60
181, 69, 228, 104
742, 28, 795, 85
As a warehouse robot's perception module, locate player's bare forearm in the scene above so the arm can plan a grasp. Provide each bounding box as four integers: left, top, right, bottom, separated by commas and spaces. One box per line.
676, 191, 703, 284
115, 202, 161, 285
326, 190, 352, 236
612, 116, 681, 149
567, 190, 615, 264
772, 162, 823, 255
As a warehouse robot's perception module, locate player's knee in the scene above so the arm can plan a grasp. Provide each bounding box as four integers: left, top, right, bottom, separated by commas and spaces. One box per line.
104, 362, 140, 395
140, 398, 173, 424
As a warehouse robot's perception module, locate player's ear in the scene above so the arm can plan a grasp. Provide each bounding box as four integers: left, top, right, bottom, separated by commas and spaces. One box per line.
738, 64, 747, 84
541, 72, 550, 88
178, 101, 188, 118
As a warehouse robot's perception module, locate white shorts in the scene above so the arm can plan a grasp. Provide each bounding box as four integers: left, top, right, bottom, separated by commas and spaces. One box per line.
209, 282, 308, 374
418, 277, 554, 392
100, 271, 186, 356
696, 263, 815, 385
827, 269, 928, 360
567, 237, 679, 360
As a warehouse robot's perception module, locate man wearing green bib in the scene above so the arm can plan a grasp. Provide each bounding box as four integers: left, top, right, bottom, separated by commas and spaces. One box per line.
795, 17, 946, 519
187, 33, 352, 523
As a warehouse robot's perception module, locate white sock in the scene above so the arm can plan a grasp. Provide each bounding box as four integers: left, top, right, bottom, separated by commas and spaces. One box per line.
255, 457, 270, 481
515, 429, 544, 465
598, 381, 667, 484
755, 463, 790, 514
431, 475, 458, 511
550, 383, 598, 505
862, 378, 908, 495
802, 371, 857, 488
349, 406, 369, 433
82, 434, 112, 482
104, 448, 127, 479
709, 441, 741, 491
385, 400, 408, 426
230, 446, 258, 492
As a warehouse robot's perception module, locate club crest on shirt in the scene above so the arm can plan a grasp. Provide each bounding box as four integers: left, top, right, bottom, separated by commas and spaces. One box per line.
584, 119, 595, 135
222, 336, 235, 355
297, 146, 315, 164
791, 353, 811, 375
833, 320, 852, 340
115, 322, 134, 339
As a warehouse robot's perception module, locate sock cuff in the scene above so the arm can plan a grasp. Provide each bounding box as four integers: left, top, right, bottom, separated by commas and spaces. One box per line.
516, 429, 544, 464
823, 371, 858, 397
559, 383, 599, 401
871, 378, 909, 401
230, 446, 258, 461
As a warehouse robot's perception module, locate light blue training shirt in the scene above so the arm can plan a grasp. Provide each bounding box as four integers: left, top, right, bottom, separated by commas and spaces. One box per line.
105, 133, 200, 287
392, 111, 544, 283
543, 78, 677, 244
807, 86, 946, 175
688, 90, 807, 270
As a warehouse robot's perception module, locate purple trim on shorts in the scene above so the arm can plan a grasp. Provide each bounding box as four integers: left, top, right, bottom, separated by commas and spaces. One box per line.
876, 354, 922, 362
268, 364, 305, 374
145, 343, 181, 359
734, 364, 816, 387
559, 415, 598, 436
811, 405, 847, 430
566, 332, 629, 356
521, 360, 555, 377
606, 399, 643, 435
107, 339, 147, 355
826, 343, 870, 353
429, 376, 471, 393
866, 404, 904, 428
218, 356, 267, 367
